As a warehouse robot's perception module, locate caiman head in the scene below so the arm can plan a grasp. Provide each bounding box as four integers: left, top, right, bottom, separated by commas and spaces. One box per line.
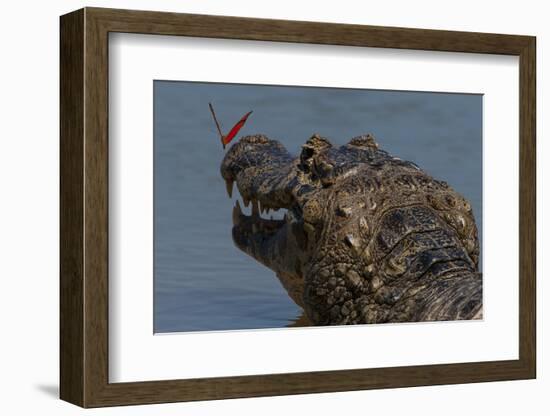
221, 134, 482, 326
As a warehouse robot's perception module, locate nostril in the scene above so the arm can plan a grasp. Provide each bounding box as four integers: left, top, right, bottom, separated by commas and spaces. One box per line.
241, 134, 270, 145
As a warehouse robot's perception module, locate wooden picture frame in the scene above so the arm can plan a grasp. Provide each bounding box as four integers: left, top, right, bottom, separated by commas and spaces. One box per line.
60, 7, 536, 408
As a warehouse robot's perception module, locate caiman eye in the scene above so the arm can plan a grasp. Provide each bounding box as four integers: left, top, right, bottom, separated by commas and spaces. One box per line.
299, 146, 315, 171
300, 135, 332, 165
315, 160, 334, 176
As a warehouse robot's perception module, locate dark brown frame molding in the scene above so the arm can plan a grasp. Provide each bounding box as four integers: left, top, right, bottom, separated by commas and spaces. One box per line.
60, 7, 536, 408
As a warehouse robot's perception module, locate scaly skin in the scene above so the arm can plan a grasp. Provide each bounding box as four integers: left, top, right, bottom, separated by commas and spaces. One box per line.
220, 133, 482, 325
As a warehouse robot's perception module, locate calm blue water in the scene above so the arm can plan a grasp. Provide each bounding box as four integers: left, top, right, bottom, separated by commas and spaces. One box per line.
153, 81, 482, 333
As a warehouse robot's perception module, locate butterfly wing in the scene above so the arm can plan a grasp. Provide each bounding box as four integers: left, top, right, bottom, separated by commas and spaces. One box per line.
223, 111, 253, 146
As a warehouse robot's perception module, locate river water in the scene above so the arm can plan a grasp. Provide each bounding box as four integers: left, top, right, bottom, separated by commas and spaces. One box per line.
153, 81, 482, 333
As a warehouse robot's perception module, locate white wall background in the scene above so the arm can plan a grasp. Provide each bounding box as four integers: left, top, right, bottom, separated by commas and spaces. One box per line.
0, 0, 545, 414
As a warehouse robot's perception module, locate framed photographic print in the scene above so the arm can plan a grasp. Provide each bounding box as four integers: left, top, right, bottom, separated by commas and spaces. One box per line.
60, 7, 536, 408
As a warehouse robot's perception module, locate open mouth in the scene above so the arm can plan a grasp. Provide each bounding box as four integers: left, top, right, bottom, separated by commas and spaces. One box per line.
232, 200, 286, 242
224, 178, 295, 249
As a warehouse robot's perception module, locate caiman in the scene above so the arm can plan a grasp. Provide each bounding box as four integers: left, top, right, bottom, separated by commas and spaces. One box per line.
220, 133, 482, 325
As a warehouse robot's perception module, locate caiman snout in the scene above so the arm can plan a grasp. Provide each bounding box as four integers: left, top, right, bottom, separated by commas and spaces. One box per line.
220, 135, 292, 197
220, 135, 319, 306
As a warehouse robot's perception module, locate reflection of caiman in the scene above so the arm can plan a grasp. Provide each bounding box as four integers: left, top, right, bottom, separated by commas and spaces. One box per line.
221, 134, 482, 325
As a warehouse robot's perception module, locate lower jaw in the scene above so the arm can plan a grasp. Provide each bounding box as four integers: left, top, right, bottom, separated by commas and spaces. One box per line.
231, 220, 295, 270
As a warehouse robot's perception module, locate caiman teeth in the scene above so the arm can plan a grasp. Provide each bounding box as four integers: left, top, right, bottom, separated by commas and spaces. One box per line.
225, 179, 234, 198
251, 199, 260, 217
233, 200, 242, 224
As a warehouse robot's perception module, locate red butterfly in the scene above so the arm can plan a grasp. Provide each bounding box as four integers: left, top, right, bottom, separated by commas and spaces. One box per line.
209, 103, 253, 149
